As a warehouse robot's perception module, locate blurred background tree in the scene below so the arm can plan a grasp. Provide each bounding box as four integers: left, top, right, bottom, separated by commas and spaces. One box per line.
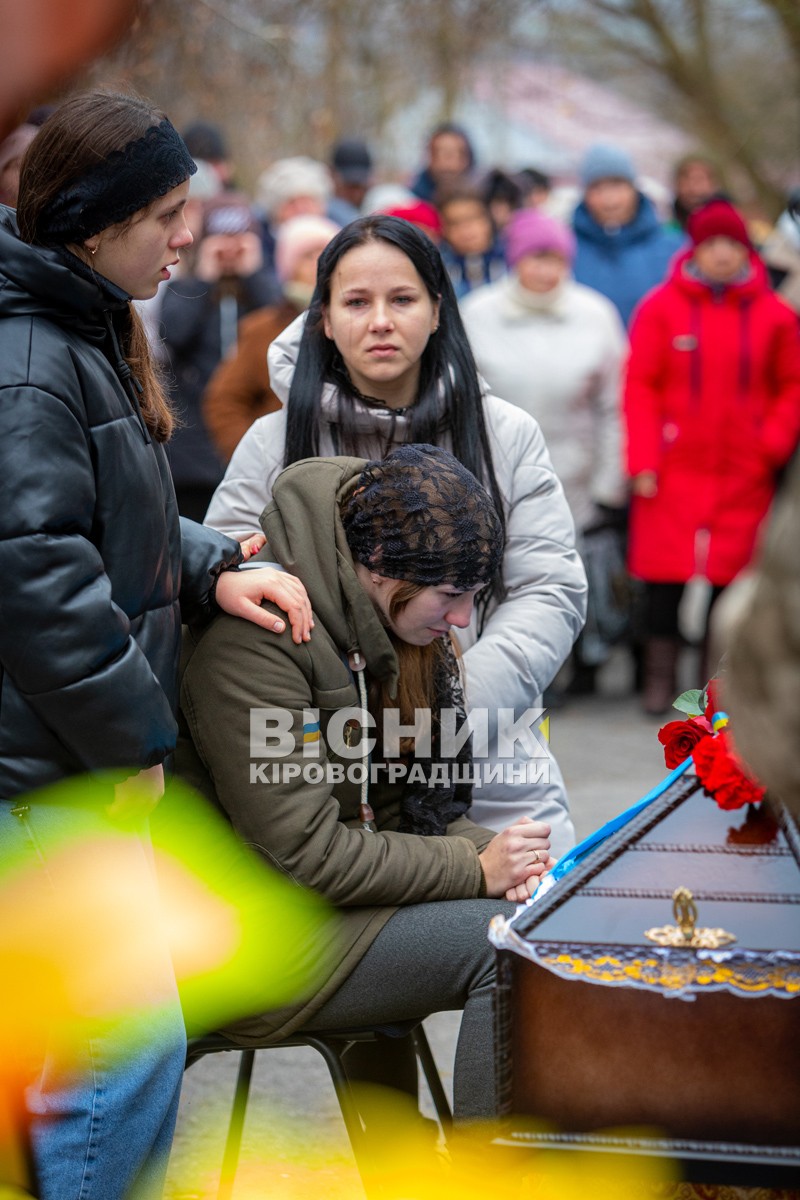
540, 0, 799, 215
54, 0, 798, 215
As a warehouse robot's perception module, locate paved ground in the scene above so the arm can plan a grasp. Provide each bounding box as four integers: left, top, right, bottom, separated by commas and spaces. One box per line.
164, 648, 677, 1199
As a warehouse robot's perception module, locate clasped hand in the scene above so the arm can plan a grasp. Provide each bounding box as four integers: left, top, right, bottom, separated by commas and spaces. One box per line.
479, 815, 556, 902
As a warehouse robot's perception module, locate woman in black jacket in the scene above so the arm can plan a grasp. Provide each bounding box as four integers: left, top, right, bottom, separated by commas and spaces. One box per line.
0, 91, 310, 1200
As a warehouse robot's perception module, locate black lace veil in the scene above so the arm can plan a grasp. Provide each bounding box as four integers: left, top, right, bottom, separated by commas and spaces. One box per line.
340, 443, 503, 590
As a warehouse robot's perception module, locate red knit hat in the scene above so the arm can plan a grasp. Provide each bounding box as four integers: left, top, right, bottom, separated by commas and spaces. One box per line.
686, 199, 751, 248
384, 201, 442, 239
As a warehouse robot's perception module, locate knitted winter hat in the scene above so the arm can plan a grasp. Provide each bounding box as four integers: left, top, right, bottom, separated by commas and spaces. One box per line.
580, 144, 636, 188
504, 208, 576, 266
686, 198, 751, 248
383, 200, 442, 239
274, 214, 339, 283
256, 156, 332, 219
362, 183, 416, 214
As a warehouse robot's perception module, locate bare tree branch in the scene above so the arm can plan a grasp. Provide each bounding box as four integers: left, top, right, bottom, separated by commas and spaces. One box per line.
563, 0, 788, 215
66, 0, 794, 216
760, 0, 800, 72
192, 0, 292, 43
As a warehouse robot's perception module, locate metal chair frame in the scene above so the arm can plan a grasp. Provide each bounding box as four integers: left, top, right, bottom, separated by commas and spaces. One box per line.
185, 1023, 453, 1199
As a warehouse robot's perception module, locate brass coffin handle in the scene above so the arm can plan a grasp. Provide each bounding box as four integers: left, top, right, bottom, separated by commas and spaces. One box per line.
645, 886, 736, 949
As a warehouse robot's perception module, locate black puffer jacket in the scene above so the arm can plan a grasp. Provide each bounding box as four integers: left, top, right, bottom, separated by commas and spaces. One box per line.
0, 206, 241, 800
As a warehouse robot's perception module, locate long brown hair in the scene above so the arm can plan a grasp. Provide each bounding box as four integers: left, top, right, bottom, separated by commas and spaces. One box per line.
16, 92, 175, 441
371, 580, 463, 756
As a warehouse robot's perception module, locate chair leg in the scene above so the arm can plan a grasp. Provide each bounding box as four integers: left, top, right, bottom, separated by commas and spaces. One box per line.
306, 1035, 399, 1199
301, 1036, 370, 1155
412, 1026, 453, 1135
217, 1049, 255, 1200
310, 1030, 453, 1199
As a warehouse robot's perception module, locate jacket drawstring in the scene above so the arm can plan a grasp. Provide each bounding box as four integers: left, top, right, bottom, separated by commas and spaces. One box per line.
351, 651, 377, 832
104, 312, 151, 444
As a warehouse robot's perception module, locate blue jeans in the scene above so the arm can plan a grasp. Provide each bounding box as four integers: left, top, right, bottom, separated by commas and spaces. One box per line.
1, 795, 186, 1200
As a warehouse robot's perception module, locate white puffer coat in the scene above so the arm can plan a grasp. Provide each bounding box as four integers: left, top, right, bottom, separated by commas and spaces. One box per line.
204, 314, 587, 856
461, 275, 627, 531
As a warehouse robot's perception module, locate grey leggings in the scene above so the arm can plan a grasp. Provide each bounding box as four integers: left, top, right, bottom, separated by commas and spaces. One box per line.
305, 899, 517, 1120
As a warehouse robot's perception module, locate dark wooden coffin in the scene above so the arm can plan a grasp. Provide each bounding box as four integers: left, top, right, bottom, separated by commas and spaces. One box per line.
491, 775, 800, 1187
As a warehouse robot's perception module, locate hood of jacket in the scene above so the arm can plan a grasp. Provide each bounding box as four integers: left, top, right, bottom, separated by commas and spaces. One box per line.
572, 191, 665, 248
666, 245, 770, 304
260, 454, 400, 694
0, 204, 129, 342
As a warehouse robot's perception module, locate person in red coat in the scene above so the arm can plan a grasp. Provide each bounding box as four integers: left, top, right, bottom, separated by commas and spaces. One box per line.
624, 198, 800, 714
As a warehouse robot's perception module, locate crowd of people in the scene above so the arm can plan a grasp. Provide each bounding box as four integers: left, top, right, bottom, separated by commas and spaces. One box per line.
117, 113, 799, 713
1, 90, 799, 1199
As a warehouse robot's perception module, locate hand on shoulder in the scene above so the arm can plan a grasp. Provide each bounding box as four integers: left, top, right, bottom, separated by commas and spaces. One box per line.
215, 566, 314, 644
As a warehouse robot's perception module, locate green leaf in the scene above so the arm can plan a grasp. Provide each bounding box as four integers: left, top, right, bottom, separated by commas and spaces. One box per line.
672, 689, 703, 715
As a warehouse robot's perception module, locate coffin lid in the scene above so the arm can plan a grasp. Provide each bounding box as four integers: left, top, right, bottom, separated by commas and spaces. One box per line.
490, 774, 800, 1001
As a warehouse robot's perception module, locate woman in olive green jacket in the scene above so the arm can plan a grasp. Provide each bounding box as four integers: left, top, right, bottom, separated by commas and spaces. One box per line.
176, 445, 555, 1118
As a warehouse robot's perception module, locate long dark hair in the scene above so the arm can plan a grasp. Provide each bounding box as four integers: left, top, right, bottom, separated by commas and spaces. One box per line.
16, 92, 175, 442
285, 214, 506, 620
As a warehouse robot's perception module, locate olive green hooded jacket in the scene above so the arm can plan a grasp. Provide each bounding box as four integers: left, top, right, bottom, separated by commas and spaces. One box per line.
176, 455, 495, 1043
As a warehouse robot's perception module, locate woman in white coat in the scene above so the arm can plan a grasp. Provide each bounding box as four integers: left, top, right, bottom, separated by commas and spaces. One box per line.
204, 215, 587, 859
461, 208, 628, 693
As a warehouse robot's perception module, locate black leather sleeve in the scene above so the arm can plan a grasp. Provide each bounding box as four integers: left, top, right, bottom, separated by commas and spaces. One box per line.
178, 516, 242, 625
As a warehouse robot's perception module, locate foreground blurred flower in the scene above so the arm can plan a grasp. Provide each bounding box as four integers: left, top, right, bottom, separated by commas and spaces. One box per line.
0, 775, 336, 1194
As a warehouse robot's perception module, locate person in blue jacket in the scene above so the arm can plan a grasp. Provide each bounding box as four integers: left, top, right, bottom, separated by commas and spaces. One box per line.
0, 91, 311, 1200
572, 144, 684, 327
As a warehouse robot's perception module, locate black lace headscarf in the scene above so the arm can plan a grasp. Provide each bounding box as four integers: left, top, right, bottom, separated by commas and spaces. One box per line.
341, 443, 503, 591
340, 444, 504, 835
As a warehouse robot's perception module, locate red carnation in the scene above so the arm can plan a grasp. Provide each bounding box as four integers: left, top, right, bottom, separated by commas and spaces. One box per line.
658, 719, 710, 769
692, 730, 766, 810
